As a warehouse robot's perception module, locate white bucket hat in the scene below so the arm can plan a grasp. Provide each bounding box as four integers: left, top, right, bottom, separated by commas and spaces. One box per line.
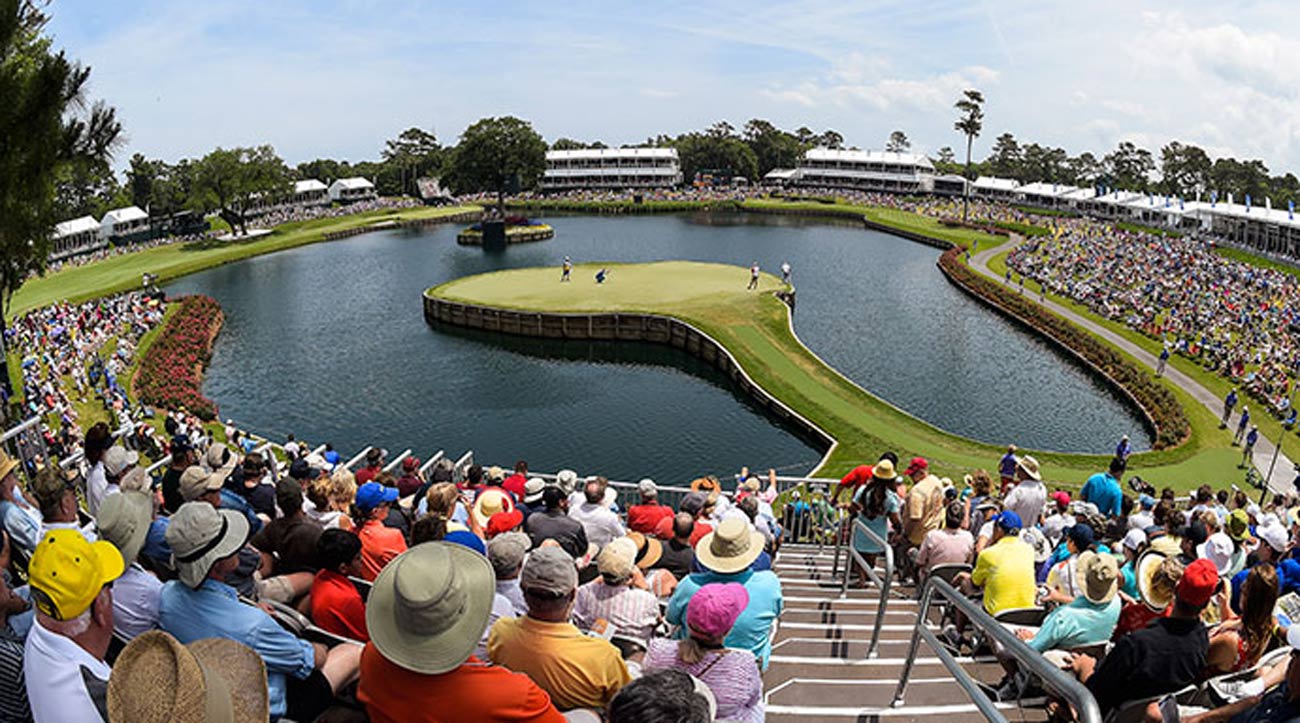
165, 502, 251, 588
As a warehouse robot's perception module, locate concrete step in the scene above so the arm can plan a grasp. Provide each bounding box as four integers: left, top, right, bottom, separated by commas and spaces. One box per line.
779, 608, 919, 625
767, 677, 996, 708
782, 595, 919, 609
765, 701, 1048, 722
771, 637, 925, 658
764, 654, 1003, 681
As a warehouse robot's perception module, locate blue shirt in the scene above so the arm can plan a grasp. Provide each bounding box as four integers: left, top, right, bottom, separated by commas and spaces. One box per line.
159, 579, 314, 717
0, 489, 41, 553
1028, 595, 1121, 652
1080, 473, 1122, 517
1232, 558, 1300, 614
666, 568, 783, 670
999, 453, 1018, 478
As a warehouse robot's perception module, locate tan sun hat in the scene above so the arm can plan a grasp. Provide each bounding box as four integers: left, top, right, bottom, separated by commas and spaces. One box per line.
178, 466, 221, 503
119, 466, 152, 494
367, 541, 496, 675
97, 491, 153, 566
597, 538, 637, 580
472, 488, 515, 528
165, 502, 251, 589
696, 518, 765, 574
0, 450, 18, 481
872, 459, 897, 481
1016, 455, 1042, 481
108, 630, 268, 722
1137, 550, 1182, 611
1075, 551, 1119, 605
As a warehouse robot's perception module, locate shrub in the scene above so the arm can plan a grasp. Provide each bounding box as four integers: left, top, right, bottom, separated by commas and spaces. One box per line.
134, 295, 224, 420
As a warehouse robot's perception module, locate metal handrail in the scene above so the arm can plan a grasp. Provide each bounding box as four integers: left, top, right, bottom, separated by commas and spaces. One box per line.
343, 446, 372, 471
840, 516, 892, 658
382, 449, 412, 474
893, 576, 1101, 723
452, 450, 474, 481
0, 417, 41, 444
831, 506, 848, 575
418, 450, 444, 476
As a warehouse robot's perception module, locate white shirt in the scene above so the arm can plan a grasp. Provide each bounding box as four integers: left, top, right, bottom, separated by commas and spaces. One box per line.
112, 563, 162, 640
1129, 510, 1155, 531
1042, 512, 1076, 548
24, 617, 111, 723
85, 462, 108, 517
476, 592, 517, 660
568, 502, 626, 549
1003, 480, 1047, 527
42, 520, 98, 543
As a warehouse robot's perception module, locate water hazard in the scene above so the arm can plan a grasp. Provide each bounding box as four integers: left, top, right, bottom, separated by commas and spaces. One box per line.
164, 212, 1151, 482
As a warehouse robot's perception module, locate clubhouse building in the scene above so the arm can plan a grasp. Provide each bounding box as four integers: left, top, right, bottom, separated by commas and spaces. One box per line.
789, 148, 936, 194
541, 148, 682, 191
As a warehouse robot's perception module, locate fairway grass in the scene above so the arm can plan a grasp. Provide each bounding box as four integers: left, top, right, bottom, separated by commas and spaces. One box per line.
430, 261, 1170, 482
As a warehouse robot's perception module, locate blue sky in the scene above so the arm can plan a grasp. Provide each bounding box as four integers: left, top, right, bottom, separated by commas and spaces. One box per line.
48, 1, 1300, 178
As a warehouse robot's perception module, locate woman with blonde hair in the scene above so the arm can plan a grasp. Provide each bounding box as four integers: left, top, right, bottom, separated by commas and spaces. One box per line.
1206, 564, 1279, 675
307, 469, 356, 530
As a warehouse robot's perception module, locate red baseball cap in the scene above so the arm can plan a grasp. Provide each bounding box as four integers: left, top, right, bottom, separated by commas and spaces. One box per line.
1176, 558, 1220, 608
1050, 491, 1071, 508
904, 457, 928, 475
486, 508, 524, 537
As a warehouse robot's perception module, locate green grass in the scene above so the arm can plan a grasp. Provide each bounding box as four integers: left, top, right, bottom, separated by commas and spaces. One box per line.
740, 198, 1011, 252
1213, 245, 1300, 280
428, 261, 1181, 483
7, 204, 481, 319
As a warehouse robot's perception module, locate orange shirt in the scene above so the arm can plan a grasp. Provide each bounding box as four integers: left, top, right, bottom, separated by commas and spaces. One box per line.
357, 519, 407, 581
358, 644, 564, 723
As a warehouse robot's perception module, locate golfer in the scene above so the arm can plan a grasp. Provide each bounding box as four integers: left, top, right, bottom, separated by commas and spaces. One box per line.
595, 268, 609, 284
748, 262, 760, 290
781, 261, 791, 284
561, 256, 572, 282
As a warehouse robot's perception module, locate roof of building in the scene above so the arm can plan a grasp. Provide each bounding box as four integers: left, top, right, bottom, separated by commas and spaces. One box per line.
102, 206, 148, 225
546, 148, 679, 161
1016, 182, 1083, 198
54, 216, 100, 238
801, 148, 934, 170
973, 176, 1020, 191
330, 177, 375, 191
763, 168, 799, 180
294, 179, 328, 193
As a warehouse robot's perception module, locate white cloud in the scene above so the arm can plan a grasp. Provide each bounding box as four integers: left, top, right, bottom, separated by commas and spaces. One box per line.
762, 57, 1000, 115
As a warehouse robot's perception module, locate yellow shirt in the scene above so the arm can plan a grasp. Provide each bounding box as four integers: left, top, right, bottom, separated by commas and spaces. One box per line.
488, 615, 632, 711
971, 534, 1037, 615
904, 474, 945, 546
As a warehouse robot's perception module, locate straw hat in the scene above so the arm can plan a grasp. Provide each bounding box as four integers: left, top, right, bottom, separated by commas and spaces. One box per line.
695, 518, 765, 574
1075, 551, 1119, 605
626, 532, 663, 570
366, 541, 495, 675
97, 491, 153, 566
0, 450, 18, 481
1016, 456, 1042, 481
108, 630, 268, 722
1136, 550, 1181, 611
472, 489, 515, 528
871, 459, 897, 481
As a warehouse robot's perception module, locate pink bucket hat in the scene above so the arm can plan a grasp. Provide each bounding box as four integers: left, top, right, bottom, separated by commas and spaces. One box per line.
687, 583, 750, 639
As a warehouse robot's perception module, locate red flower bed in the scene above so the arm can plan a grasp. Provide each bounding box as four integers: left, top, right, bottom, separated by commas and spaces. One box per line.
134, 295, 224, 420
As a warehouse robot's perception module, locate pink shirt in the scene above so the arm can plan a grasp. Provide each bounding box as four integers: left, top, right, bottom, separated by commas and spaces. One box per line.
917, 528, 974, 572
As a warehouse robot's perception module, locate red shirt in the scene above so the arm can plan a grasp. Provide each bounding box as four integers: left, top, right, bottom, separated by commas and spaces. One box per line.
358, 645, 565, 723
355, 465, 380, 485
1113, 601, 1168, 640
689, 521, 713, 547
627, 503, 674, 535
311, 569, 369, 642
502, 474, 528, 500
839, 465, 874, 489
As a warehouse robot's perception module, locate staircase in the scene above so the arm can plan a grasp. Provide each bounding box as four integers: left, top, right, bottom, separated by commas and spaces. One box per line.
764, 543, 1049, 722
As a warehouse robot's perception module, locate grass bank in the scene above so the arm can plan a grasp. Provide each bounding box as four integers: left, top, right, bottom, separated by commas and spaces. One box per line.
8, 204, 481, 319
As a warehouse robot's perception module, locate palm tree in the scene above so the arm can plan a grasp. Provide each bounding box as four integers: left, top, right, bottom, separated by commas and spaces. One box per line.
0, 0, 122, 400
953, 89, 985, 223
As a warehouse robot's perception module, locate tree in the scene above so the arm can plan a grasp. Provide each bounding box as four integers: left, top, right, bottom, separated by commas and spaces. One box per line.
1019, 143, 1070, 184
986, 132, 1021, 178
1104, 141, 1155, 192
382, 127, 442, 196
189, 145, 291, 236
297, 159, 346, 185
817, 129, 844, 149
936, 147, 956, 165
1067, 152, 1103, 186
794, 127, 817, 146
742, 119, 807, 176
0, 0, 122, 397
445, 116, 547, 213
127, 153, 160, 209
672, 132, 759, 184
1158, 141, 1212, 198
953, 88, 985, 221
885, 130, 911, 153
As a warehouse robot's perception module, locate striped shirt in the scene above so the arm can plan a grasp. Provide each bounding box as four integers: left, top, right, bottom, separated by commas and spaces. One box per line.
572, 579, 659, 645
643, 638, 764, 723
0, 628, 30, 723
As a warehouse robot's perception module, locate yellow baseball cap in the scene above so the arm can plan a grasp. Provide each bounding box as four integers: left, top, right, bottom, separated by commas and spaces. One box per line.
29, 529, 125, 620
